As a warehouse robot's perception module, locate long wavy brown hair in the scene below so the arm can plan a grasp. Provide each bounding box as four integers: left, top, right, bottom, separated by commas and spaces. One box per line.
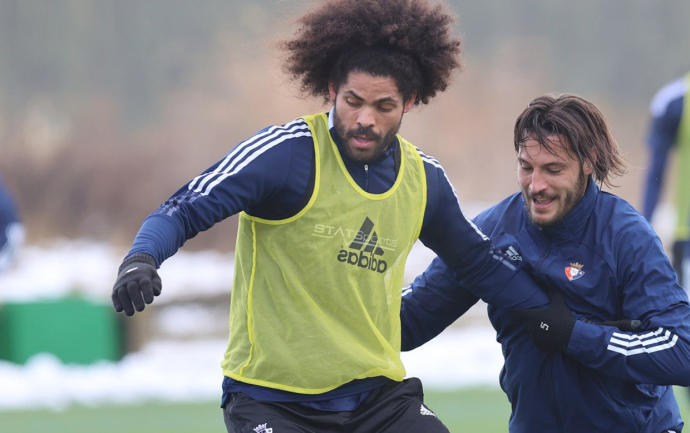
281, 0, 462, 105
514, 94, 627, 187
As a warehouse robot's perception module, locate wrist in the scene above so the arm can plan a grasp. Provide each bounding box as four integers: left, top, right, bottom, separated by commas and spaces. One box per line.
119, 253, 157, 271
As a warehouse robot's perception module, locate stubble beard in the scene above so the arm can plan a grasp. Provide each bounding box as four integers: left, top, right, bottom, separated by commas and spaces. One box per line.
524, 168, 588, 228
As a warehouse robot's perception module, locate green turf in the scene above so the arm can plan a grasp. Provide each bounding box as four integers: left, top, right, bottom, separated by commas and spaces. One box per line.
0, 387, 687, 433
426, 387, 511, 430
0, 401, 225, 433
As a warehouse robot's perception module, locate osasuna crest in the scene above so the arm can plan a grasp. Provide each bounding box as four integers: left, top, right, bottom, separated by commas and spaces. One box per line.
565, 262, 585, 281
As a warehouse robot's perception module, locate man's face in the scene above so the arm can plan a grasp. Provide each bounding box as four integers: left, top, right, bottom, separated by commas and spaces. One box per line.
329, 71, 415, 162
517, 135, 593, 227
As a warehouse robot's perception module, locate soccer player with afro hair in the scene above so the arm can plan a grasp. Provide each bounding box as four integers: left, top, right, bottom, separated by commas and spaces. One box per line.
112, 1, 550, 431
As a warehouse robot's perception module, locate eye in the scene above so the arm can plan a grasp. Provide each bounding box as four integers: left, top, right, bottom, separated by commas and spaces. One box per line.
378, 104, 395, 113
546, 168, 562, 174
345, 97, 361, 107
519, 162, 532, 171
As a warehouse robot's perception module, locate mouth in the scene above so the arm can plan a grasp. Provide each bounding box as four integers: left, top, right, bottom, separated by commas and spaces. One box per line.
349, 134, 377, 149
531, 195, 555, 212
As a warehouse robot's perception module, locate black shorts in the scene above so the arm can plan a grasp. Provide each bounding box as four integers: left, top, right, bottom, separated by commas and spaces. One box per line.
222, 377, 450, 433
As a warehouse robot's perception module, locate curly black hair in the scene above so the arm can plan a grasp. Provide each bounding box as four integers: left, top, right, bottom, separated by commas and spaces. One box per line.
281, 0, 462, 105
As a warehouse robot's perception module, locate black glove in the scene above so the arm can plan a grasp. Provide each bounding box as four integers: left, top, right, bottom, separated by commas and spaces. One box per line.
515, 289, 575, 352
112, 253, 162, 316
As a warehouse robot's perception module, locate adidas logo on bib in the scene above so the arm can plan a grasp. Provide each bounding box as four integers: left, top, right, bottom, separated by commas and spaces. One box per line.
336, 217, 388, 273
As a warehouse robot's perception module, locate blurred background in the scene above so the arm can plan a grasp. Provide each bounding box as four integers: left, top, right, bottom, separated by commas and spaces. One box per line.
1, 1, 690, 431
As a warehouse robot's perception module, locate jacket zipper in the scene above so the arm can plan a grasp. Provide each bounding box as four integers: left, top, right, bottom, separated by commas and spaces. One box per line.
364, 163, 369, 191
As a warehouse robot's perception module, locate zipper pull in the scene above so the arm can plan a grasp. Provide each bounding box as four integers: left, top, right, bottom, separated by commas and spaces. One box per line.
364, 164, 369, 191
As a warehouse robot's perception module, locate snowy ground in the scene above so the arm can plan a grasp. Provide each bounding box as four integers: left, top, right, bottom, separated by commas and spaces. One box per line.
0, 202, 675, 411
0, 239, 501, 411
0, 327, 503, 411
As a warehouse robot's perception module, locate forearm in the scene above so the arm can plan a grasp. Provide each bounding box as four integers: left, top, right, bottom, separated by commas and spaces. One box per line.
400, 257, 479, 351
420, 200, 548, 309
566, 305, 690, 385
457, 252, 549, 309
128, 214, 187, 266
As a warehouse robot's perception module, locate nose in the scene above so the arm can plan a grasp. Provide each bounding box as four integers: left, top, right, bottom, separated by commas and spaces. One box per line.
356, 106, 376, 129
529, 170, 547, 195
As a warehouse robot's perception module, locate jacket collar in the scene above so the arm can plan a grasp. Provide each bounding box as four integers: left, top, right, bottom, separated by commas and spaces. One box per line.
526, 177, 599, 241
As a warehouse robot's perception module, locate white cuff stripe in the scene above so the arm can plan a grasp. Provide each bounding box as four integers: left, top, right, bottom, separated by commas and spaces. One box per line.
610, 330, 672, 348
606, 327, 679, 356
611, 327, 664, 340
607, 335, 678, 356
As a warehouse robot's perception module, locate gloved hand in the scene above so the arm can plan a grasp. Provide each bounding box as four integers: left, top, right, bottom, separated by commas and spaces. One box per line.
112, 253, 162, 316
515, 289, 575, 352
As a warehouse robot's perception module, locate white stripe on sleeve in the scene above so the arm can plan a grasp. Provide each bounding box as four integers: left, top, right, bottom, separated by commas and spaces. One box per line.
187, 119, 311, 196
417, 147, 489, 242
606, 327, 679, 356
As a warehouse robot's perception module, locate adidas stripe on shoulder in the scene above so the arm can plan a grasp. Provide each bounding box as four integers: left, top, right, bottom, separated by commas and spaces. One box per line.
417, 147, 489, 242
188, 119, 312, 196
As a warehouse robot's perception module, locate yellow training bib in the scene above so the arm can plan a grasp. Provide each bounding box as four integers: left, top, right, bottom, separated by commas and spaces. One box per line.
221, 113, 427, 393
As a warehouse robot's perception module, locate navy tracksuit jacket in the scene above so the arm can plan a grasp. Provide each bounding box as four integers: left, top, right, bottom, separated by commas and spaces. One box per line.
402, 180, 690, 432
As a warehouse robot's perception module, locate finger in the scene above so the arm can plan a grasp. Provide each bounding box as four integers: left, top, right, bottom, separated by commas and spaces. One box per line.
152, 274, 162, 296
127, 281, 146, 312
117, 285, 135, 316
140, 279, 154, 304
112, 288, 123, 312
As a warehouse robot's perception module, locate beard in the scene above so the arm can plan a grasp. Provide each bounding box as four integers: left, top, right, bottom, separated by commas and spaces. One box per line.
332, 102, 403, 162
524, 167, 588, 228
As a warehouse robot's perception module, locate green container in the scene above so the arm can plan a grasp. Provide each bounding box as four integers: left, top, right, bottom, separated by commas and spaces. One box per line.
0, 297, 122, 364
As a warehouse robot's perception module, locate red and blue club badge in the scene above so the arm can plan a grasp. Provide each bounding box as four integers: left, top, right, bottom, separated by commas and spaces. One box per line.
565, 262, 585, 281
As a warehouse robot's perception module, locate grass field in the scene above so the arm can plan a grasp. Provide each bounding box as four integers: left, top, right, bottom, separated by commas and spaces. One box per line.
0, 386, 688, 432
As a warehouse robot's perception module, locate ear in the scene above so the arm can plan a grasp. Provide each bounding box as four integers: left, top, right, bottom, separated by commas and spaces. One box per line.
403, 94, 416, 113
328, 82, 337, 101
583, 159, 595, 176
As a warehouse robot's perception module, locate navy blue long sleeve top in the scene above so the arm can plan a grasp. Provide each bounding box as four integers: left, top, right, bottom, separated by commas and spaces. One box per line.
126, 108, 548, 408
402, 180, 690, 432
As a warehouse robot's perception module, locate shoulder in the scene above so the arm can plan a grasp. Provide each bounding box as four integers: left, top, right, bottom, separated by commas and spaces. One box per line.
412, 147, 444, 172
595, 192, 658, 245
596, 192, 645, 225
225, 117, 314, 169
650, 77, 686, 118
410, 147, 453, 195
246, 117, 313, 151
186, 117, 314, 196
